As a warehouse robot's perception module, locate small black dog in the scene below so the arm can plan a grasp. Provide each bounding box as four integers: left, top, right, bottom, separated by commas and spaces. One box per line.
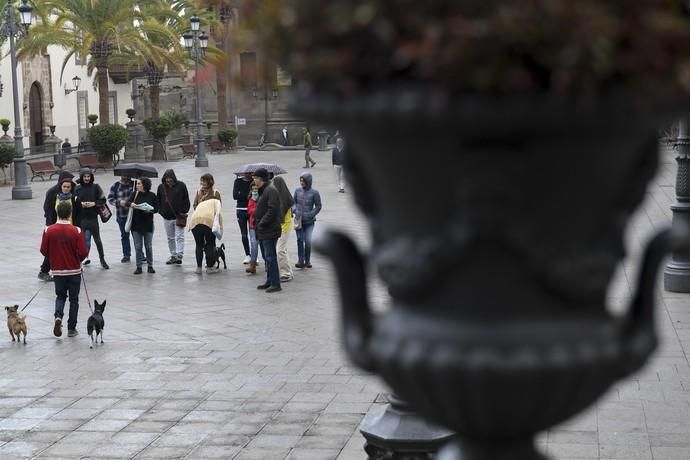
86, 300, 105, 349
215, 243, 227, 269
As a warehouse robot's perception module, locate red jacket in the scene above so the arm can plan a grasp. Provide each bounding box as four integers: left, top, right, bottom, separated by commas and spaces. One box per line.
40, 222, 88, 276
248, 198, 256, 230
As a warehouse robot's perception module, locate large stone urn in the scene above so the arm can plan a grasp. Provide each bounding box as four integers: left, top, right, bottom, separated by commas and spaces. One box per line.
304, 90, 690, 459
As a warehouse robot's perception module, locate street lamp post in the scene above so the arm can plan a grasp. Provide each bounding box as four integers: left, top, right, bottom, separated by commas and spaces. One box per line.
2, 0, 33, 200
183, 16, 209, 168
253, 85, 278, 145
664, 118, 690, 291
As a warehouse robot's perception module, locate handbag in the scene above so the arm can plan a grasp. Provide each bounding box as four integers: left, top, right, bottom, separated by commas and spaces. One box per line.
294, 190, 305, 230
212, 200, 223, 240
97, 203, 112, 223
124, 191, 138, 233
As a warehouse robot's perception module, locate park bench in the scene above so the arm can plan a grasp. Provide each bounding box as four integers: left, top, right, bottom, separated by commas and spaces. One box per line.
28, 160, 60, 182
77, 153, 108, 172
208, 140, 227, 154
181, 144, 196, 159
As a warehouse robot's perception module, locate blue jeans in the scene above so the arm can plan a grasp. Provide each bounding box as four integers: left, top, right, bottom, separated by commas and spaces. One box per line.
249, 229, 259, 263
260, 238, 280, 288
131, 231, 153, 268
54, 274, 81, 330
116, 215, 131, 258
295, 223, 315, 264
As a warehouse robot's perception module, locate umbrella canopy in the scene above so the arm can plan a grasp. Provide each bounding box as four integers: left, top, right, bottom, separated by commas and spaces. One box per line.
234, 163, 287, 175
113, 163, 158, 178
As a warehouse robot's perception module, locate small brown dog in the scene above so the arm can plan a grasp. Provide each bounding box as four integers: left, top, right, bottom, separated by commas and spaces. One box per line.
5, 305, 27, 344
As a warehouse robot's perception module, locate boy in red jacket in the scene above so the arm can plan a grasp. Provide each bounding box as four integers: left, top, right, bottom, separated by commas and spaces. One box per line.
40, 201, 89, 338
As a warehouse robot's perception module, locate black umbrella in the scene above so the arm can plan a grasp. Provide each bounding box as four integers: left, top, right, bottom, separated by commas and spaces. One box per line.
234, 163, 287, 175
113, 163, 158, 178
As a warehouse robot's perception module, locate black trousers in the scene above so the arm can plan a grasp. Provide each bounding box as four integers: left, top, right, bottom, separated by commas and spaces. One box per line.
236, 210, 250, 256
192, 224, 217, 268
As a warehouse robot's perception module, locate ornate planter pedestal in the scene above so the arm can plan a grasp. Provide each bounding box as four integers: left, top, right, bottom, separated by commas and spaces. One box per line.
361, 394, 453, 459
305, 91, 690, 460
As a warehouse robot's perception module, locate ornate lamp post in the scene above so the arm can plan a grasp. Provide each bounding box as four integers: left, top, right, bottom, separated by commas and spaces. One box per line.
664, 118, 690, 292
182, 15, 209, 168
2, 0, 33, 200
253, 85, 278, 145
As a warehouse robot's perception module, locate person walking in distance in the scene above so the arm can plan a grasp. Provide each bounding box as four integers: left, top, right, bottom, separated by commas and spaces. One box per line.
107, 173, 134, 263
294, 172, 322, 269
332, 137, 346, 193
39, 171, 75, 281
157, 169, 191, 266
281, 126, 289, 146
126, 177, 158, 275
40, 201, 89, 338
233, 173, 253, 264
272, 176, 295, 282
303, 127, 315, 168
74, 168, 109, 269
253, 168, 282, 292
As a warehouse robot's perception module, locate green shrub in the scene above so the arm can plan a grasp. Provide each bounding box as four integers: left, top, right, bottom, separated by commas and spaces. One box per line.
88, 124, 128, 157
0, 144, 14, 168
0, 119, 10, 129
217, 127, 238, 148
143, 112, 187, 140
126, 109, 136, 118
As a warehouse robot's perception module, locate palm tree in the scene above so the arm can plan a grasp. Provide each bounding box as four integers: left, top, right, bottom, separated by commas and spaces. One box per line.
18, 0, 181, 125
195, 0, 235, 128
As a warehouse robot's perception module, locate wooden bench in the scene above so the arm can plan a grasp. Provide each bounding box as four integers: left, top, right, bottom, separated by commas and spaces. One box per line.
28, 160, 60, 182
77, 153, 108, 172
208, 140, 227, 154
181, 144, 196, 159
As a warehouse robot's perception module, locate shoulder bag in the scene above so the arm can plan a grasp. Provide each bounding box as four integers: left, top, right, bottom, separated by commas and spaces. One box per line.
163, 187, 187, 227
124, 191, 138, 233
97, 202, 112, 223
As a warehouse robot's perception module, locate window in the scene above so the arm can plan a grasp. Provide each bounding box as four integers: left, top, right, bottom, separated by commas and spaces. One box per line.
240, 52, 257, 88
108, 92, 117, 124
77, 90, 88, 139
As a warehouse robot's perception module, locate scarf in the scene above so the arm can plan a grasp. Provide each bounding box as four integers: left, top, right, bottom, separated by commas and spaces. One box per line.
58, 192, 72, 201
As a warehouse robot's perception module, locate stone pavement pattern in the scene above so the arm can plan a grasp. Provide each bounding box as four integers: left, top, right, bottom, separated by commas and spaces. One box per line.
0, 145, 687, 459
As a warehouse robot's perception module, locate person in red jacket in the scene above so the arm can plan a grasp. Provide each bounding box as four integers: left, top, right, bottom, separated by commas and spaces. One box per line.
40, 201, 89, 338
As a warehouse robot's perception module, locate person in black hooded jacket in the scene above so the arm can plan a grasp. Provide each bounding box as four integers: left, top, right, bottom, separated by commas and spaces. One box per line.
156, 169, 190, 265
74, 168, 109, 269
39, 170, 75, 281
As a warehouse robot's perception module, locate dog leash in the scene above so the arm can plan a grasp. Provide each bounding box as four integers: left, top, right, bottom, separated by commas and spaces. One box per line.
81, 270, 94, 314
21, 284, 45, 312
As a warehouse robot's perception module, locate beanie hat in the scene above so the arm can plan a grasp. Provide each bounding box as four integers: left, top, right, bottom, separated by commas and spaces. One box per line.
252, 168, 269, 180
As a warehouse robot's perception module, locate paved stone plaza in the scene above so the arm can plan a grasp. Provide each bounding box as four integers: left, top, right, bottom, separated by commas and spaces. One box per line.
0, 145, 689, 459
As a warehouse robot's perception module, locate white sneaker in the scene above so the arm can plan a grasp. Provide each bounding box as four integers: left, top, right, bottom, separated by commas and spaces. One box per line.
243, 255, 251, 264
82, 259, 91, 266
206, 267, 220, 274
195, 267, 202, 274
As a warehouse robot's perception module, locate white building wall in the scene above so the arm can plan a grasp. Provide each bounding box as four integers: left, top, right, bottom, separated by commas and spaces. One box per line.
0, 42, 132, 148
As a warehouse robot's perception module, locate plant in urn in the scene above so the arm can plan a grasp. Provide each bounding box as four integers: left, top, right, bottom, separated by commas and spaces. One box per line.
255, 1, 690, 458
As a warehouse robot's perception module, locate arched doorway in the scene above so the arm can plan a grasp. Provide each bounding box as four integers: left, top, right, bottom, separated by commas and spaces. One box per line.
29, 82, 44, 147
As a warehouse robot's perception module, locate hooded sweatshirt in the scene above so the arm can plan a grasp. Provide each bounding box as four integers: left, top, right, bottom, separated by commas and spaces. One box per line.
293, 172, 322, 226
74, 168, 106, 223
43, 170, 75, 225
156, 169, 191, 220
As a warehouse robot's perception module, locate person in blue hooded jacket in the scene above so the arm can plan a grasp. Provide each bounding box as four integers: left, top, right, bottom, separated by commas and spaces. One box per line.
293, 172, 322, 268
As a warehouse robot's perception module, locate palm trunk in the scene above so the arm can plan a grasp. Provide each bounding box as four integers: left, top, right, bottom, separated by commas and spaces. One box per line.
97, 64, 110, 124
150, 84, 165, 161
216, 62, 227, 128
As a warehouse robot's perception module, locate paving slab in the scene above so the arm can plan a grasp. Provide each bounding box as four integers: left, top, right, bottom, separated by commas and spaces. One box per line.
0, 145, 688, 459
